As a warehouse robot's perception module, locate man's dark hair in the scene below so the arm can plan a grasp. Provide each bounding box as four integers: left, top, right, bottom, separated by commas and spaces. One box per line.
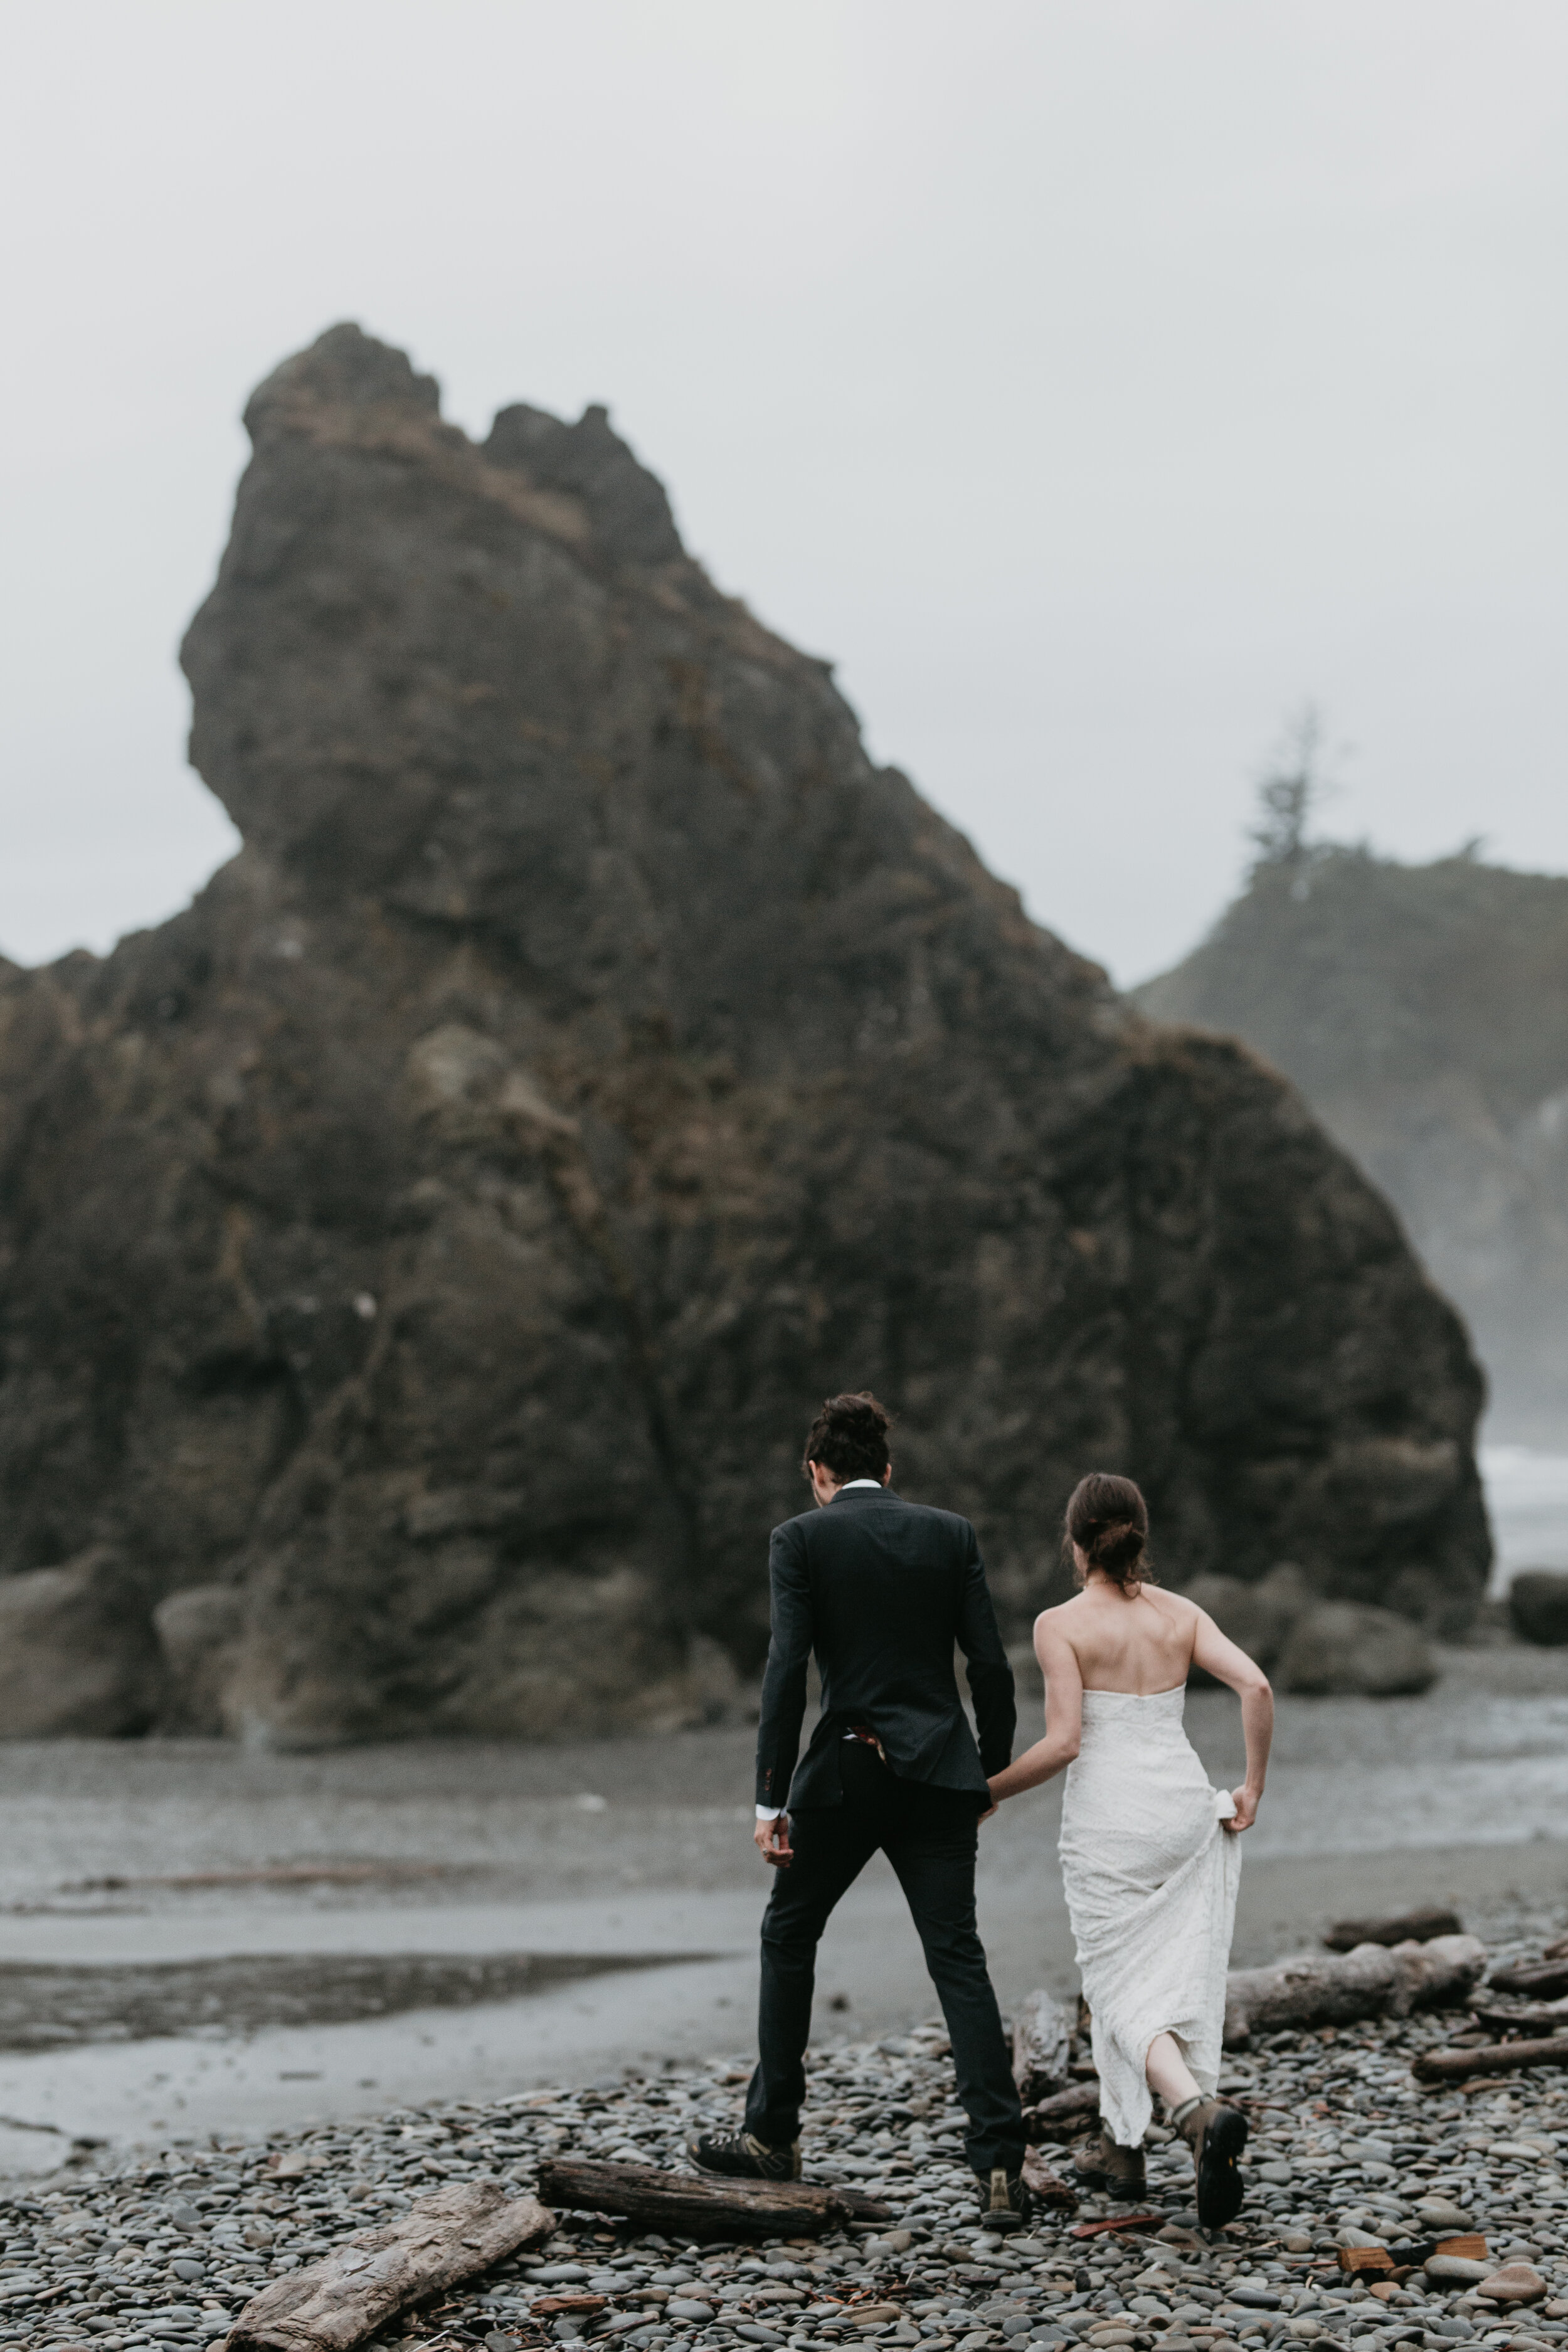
802, 1391, 893, 1485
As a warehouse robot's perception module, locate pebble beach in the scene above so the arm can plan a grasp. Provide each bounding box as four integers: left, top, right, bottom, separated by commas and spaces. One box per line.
7, 1902, 1565, 2352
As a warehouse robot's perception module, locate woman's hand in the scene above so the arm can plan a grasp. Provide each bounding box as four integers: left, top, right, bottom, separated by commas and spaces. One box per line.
1224, 1783, 1262, 1834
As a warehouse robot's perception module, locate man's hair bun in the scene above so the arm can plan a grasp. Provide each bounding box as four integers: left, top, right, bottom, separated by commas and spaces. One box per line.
1064, 1471, 1154, 1590
802, 1391, 893, 1485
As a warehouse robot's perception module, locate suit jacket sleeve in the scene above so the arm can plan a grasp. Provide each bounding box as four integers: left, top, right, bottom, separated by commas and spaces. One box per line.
956, 1524, 1016, 1774
755, 1522, 815, 1809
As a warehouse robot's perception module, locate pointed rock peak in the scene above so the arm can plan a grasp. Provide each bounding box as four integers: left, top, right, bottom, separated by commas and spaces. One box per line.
486, 398, 684, 568
243, 321, 441, 445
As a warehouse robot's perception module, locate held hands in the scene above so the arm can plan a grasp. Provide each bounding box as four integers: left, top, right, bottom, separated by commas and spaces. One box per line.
1224, 1784, 1262, 1834
755, 1813, 793, 1867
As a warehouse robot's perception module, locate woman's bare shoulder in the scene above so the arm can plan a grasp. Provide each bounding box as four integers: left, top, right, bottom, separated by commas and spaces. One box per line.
1144, 1584, 1200, 1624
1034, 1597, 1088, 1647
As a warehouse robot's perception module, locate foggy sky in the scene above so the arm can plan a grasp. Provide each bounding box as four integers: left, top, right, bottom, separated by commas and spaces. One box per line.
2, 1, 1564, 987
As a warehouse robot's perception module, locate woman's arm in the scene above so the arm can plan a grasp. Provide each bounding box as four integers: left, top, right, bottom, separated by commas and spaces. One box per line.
1190, 1608, 1273, 1832
985, 1616, 1084, 1805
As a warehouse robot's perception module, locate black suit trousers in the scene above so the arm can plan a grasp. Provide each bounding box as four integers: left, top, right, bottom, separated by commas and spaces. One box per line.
744, 1743, 1025, 2175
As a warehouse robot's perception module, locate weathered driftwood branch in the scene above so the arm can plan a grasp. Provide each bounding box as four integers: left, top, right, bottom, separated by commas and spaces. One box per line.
1489, 1958, 1568, 2000
1470, 1997, 1568, 2035
226, 2180, 551, 2352
534, 2156, 890, 2239
1012, 1989, 1073, 2106
1413, 2034, 1568, 2084
1323, 1907, 1463, 1954
1223, 1936, 1486, 2048
1020, 2149, 1079, 2210
1025, 2079, 1101, 2138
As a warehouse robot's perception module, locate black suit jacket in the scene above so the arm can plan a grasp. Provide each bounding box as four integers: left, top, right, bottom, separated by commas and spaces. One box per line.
754, 1483, 1016, 1811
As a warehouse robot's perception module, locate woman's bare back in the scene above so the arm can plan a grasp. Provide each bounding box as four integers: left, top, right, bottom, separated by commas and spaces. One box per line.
1042, 1580, 1202, 1694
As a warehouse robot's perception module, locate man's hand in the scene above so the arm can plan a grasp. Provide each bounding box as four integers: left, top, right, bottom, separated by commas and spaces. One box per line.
755, 1813, 793, 1867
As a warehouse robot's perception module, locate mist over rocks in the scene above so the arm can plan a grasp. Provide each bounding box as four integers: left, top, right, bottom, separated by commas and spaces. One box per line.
1137, 846, 1568, 1444
0, 324, 1491, 1743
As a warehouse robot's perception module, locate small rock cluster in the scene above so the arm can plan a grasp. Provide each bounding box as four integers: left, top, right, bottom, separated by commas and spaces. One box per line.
4, 1924, 1565, 2352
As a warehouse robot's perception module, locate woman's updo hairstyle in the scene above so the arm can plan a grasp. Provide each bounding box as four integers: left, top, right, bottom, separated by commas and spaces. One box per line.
1064, 1471, 1153, 1591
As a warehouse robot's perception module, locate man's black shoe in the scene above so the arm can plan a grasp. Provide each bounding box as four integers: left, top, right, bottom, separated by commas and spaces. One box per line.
973, 2164, 1037, 2230
689, 2128, 802, 2182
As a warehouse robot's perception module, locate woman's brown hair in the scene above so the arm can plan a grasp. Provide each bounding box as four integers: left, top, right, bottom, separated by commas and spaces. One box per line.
1064, 1471, 1154, 1591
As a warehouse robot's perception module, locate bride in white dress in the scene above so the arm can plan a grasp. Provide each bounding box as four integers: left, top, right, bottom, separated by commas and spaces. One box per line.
985, 1473, 1273, 2227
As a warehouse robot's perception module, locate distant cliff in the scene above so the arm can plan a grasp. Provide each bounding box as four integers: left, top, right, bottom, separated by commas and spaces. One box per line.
1138, 846, 1568, 1443
0, 328, 1490, 1743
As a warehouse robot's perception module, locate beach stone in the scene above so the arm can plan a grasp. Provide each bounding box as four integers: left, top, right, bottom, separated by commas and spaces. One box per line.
1426, 2259, 1491, 2286
1417, 2204, 1476, 2233
1476, 2266, 1546, 2306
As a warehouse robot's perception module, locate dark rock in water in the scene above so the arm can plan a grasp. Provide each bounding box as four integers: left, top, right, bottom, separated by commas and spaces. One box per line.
0, 326, 1491, 1742
1135, 846, 1568, 1443
0, 1547, 163, 1734
1508, 1570, 1568, 1647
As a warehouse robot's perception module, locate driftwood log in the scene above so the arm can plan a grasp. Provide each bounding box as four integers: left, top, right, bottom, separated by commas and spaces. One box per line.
1470, 1997, 1568, 2035
1413, 2034, 1568, 2084
1224, 1935, 1486, 2048
1489, 1959, 1568, 2000
534, 2156, 891, 2238
1012, 1989, 1073, 2105
1323, 1907, 1463, 1954
226, 2180, 551, 2351
1025, 2079, 1101, 2138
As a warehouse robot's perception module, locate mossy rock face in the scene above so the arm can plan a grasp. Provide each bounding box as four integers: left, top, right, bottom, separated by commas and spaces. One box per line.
1508, 1570, 1568, 1646
0, 327, 1491, 1742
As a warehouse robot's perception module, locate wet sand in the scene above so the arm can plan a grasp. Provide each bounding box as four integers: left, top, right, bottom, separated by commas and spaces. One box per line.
0, 1643, 1564, 2168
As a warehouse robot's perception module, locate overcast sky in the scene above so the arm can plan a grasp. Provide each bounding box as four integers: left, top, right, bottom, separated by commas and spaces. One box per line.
2, 1, 1564, 986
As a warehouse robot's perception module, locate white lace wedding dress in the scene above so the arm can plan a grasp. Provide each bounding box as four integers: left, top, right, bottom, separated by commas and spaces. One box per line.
1057, 1684, 1242, 2149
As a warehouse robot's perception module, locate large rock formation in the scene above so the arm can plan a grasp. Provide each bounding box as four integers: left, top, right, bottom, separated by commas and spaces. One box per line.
0, 327, 1491, 1742
1137, 847, 1568, 1443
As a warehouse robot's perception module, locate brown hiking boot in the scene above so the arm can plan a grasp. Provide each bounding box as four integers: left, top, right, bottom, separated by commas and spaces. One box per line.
1172, 2094, 1249, 2227
1071, 2126, 1147, 2201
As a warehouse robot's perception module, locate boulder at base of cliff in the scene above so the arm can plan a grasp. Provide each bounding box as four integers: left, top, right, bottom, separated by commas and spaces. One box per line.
1508, 1571, 1568, 1646
153, 1584, 248, 1734
1275, 1599, 1437, 1695
1184, 1565, 1312, 1672
0, 1550, 163, 1735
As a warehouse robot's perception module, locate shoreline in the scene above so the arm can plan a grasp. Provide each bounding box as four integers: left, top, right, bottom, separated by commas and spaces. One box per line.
3, 1904, 1566, 2352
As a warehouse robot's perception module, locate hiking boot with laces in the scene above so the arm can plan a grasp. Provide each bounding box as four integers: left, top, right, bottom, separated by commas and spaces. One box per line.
1171, 2094, 1248, 2227
972, 2164, 1039, 2230
689, 2127, 802, 2181
1070, 2127, 1147, 2201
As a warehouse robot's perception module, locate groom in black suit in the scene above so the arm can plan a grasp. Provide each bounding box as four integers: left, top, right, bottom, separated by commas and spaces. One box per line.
692, 1391, 1034, 2226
